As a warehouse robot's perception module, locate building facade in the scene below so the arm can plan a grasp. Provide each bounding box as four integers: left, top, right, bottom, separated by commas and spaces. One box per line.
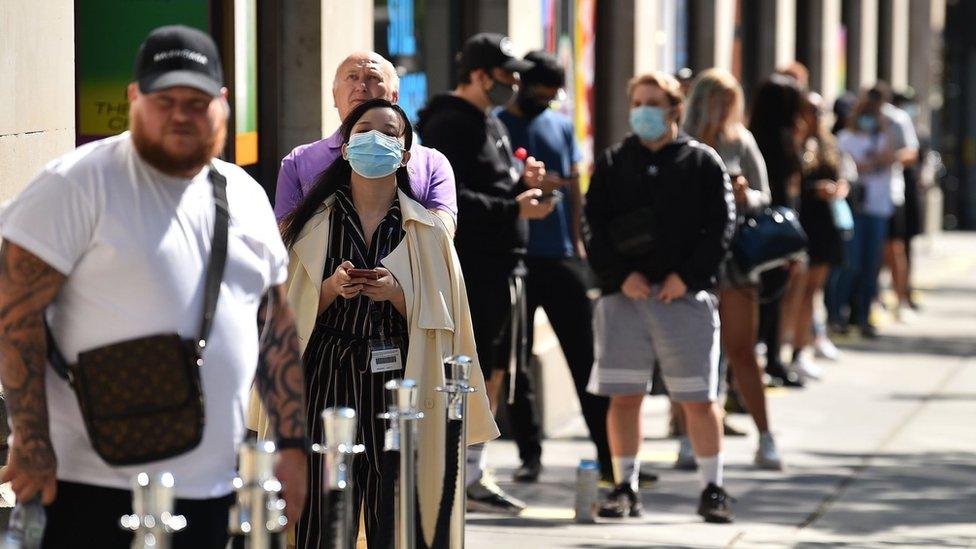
0, 0, 957, 223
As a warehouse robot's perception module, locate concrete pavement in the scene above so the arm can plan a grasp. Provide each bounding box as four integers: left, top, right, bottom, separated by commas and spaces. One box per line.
468, 232, 976, 549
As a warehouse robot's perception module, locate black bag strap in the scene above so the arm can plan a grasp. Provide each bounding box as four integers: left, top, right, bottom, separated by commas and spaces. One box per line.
47, 165, 230, 380
197, 166, 230, 354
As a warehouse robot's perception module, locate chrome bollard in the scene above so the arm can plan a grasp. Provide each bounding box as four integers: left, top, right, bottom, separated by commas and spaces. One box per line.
435, 355, 476, 549
378, 379, 424, 549
120, 472, 187, 549
226, 440, 287, 549
313, 407, 363, 549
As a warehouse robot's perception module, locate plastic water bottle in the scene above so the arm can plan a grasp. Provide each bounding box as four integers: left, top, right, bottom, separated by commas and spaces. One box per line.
574, 459, 599, 523
2, 498, 46, 549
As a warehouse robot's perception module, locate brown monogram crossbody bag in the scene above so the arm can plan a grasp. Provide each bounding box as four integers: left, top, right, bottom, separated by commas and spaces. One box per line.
45, 166, 229, 466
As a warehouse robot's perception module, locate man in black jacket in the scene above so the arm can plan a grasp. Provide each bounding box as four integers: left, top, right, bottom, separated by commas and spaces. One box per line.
585, 72, 737, 523
417, 33, 553, 514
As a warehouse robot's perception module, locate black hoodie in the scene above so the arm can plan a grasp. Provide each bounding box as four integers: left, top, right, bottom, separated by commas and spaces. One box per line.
417, 94, 527, 272
585, 133, 736, 294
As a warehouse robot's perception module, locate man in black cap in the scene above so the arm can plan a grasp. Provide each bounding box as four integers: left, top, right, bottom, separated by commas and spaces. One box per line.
417, 33, 553, 514
0, 25, 307, 547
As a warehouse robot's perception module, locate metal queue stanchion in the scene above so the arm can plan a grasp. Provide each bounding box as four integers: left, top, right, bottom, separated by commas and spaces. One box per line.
313, 407, 362, 549
226, 440, 287, 549
435, 355, 476, 549
378, 379, 423, 549
120, 472, 187, 549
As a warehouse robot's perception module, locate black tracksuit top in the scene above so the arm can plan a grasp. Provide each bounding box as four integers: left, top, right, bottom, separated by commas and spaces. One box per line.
585, 133, 736, 294
417, 94, 527, 273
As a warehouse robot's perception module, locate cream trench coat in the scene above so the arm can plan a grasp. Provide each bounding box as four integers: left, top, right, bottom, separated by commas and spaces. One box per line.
248, 189, 499, 547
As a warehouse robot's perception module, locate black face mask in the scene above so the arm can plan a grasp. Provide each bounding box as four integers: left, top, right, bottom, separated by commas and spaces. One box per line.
517, 92, 550, 118
486, 78, 516, 107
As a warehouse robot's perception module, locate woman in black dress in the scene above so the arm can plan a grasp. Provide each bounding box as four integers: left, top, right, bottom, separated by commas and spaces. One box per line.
787, 91, 852, 376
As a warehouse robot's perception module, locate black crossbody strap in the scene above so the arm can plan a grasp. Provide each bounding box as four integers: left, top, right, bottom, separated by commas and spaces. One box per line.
197, 165, 230, 354
47, 165, 230, 380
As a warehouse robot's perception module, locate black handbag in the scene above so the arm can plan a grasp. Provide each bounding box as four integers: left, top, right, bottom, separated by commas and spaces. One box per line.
607, 207, 657, 257
732, 206, 808, 277
45, 166, 229, 466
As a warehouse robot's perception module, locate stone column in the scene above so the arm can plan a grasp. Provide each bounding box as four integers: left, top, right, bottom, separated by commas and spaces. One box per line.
321, 0, 374, 135
0, 1, 75, 202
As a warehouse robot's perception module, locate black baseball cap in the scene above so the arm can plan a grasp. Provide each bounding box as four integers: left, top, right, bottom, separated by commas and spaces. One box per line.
133, 25, 223, 97
458, 33, 534, 74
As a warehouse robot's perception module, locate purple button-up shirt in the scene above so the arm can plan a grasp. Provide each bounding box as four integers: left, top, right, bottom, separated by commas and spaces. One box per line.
274, 129, 458, 222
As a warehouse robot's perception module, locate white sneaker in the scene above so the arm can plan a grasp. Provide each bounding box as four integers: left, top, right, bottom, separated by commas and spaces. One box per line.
674, 436, 697, 470
791, 355, 823, 381
754, 432, 784, 471
895, 305, 917, 323
813, 337, 841, 361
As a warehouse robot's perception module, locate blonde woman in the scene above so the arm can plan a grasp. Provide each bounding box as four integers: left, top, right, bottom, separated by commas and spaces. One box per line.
683, 69, 783, 470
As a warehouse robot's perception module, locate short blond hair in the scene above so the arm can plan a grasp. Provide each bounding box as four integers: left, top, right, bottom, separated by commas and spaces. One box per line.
627, 72, 684, 106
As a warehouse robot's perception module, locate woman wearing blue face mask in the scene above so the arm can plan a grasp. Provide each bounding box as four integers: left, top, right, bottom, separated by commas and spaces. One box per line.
832, 94, 897, 338
254, 98, 499, 548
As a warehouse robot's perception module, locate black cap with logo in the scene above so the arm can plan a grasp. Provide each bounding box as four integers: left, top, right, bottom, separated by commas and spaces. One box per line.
133, 25, 224, 97
458, 33, 534, 75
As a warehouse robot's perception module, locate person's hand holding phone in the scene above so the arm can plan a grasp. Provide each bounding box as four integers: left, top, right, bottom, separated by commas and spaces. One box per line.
324, 261, 368, 301
360, 267, 407, 317
517, 188, 556, 220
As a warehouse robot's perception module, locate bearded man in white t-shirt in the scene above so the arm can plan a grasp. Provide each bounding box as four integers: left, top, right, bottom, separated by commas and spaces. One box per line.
0, 26, 307, 548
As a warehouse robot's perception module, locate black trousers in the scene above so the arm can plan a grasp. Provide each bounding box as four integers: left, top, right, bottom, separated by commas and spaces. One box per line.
297, 332, 399, 549
507, 257, 611, 478
465, 259, 521, 379
42, 480, 233, 549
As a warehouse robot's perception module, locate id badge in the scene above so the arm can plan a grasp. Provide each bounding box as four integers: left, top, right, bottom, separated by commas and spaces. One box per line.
369, 340, 403, 374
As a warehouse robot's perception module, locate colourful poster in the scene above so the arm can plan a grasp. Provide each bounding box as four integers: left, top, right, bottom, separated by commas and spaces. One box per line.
541, 0, 596, 190
575, 0, 596, 190
76, 1, 210, 143
234, 0, 258, 165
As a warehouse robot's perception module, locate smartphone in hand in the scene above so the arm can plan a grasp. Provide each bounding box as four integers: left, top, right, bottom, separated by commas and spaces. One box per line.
346, 268, 380, 280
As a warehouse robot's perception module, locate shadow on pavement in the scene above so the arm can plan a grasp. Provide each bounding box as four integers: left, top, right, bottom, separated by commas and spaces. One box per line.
837, 334, 976, 358
888, 392, 976, 402
795, 451, 976, 536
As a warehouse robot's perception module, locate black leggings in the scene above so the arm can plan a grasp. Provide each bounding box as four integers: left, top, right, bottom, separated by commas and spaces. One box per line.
42, 480, 233, 549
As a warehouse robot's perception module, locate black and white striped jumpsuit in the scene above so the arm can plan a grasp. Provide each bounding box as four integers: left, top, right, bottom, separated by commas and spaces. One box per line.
296, 187, 407, 549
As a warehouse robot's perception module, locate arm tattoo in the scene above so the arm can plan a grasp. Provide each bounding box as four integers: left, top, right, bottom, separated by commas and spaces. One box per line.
0, 242, 65, 474
255, 284, 307, 441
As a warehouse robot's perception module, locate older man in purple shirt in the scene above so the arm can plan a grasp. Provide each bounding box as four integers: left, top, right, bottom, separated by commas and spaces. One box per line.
274, 51, 457, 230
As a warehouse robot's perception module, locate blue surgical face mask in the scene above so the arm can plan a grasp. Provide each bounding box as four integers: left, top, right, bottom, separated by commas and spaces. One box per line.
345, 129, 405, 179
629, 106, 670, 141
857, 114, 878, 133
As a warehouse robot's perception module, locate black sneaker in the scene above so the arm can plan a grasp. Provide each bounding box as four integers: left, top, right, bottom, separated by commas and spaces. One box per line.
597, 484, 643, 518
859, 323, 879, 339
466, 475, 527, 514
765, 361, 805, 388
697, 483, 735, 523
512, 459, 542, 483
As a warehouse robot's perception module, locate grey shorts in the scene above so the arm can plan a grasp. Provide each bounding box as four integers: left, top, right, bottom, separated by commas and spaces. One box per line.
587, 288, 721, 402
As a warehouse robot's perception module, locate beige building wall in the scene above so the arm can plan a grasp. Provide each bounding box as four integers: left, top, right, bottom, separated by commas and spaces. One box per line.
508, 0, 543, 58
0, 1, 75, 202
321, 0, 374, 136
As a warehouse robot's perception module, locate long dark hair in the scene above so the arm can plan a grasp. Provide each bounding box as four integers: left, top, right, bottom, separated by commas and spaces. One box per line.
280, 98, 416, 248
748, 74, 803, 207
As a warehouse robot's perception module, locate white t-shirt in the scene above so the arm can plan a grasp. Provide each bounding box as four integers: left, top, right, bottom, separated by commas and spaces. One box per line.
836, 129, 896, 218
882, 103, 921, 208
0, 132, 288, 498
